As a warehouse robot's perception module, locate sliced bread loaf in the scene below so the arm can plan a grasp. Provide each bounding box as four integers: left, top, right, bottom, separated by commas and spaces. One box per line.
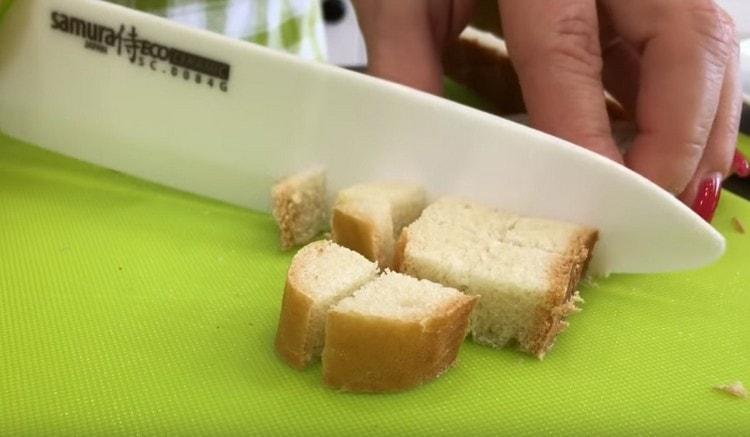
275, 240, 378, 369
396, 197, 597, 358
332, 182, 426, 268
323, 271, 477, 392
271, 168, 327, 250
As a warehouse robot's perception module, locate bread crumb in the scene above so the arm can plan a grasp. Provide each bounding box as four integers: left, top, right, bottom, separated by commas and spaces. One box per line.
581, 276, 599, 288
271, 168, 327, 250
714, 381, 748, 399
731, 217, 746, 234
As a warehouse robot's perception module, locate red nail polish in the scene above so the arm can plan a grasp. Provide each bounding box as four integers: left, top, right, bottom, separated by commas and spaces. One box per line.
691, 174, 722, 222
732, 150, 750, 178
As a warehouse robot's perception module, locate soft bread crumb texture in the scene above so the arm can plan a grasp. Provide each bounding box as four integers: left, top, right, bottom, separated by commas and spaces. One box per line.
398, 197, 597, 358
290, 240, 378, 302
275, 240, 378, 369
323, 271, 477, 392
336, 182, 426, 233
334, 270, 466, 320
272, 168, 327, 250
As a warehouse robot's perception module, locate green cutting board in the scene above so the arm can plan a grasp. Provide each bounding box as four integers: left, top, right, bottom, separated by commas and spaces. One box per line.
3, 95, 750, 435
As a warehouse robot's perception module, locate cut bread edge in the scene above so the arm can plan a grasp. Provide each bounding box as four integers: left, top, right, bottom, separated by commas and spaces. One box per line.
271, 168, 327, 250
521, 228, 598, 358
521, 255, 583, 359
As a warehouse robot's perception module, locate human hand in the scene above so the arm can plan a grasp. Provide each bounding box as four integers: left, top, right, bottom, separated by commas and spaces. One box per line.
352, 0, 743, 222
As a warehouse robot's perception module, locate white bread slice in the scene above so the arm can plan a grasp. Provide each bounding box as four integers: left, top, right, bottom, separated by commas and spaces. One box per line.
323, 271, 477, 392
275, 240, 378, 369
271, 169, 327, 250
396, 197, 597, 358
332, 182, 426, 268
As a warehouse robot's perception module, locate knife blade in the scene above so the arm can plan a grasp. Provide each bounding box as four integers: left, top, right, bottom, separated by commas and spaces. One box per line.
0, 0, 725, 275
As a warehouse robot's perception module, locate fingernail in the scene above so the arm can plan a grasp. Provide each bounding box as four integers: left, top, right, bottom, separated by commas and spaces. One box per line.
691, 173, 722, 222
732, 150, 750, 178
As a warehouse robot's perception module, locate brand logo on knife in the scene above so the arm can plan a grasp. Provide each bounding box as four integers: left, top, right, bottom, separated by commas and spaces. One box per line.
50, 11, 231, 92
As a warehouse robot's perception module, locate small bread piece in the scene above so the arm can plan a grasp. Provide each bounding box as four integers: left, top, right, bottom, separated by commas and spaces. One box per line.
323, 271, 477, 392
271, 169, 327, 250
732, 217, 746, 234
396, 197, 596, 358
714, 381, 748, 399
332, 182, 426, 268
275, 240, 378, 369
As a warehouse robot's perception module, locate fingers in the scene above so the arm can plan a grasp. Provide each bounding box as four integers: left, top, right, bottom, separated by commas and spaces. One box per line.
352, 1, 444, 94
443, 0, 476, 42
600, 37, 641, 116
602, 0, 736, 195
499, 0, 622, 162
598, 10, 641, 115
352, 0, 474, 95
677, 24, 741, 219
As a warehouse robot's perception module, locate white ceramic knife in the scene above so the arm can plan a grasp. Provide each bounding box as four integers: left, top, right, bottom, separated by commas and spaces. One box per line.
0, 0, 725, 275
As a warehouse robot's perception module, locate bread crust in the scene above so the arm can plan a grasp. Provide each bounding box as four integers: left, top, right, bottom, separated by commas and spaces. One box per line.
573, 228, 599, 279
332, 204, 390, 268
275, 240, 380, 370
523, 229, 597, 358
322, 295, 477, 392
393, 228, 409, 273
274, 277, 315, 369
271, 171, 326, 250
522, 256, 579, 358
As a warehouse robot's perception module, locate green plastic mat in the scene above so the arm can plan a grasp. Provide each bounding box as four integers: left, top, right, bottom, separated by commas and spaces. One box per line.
2, 130, 750, 434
